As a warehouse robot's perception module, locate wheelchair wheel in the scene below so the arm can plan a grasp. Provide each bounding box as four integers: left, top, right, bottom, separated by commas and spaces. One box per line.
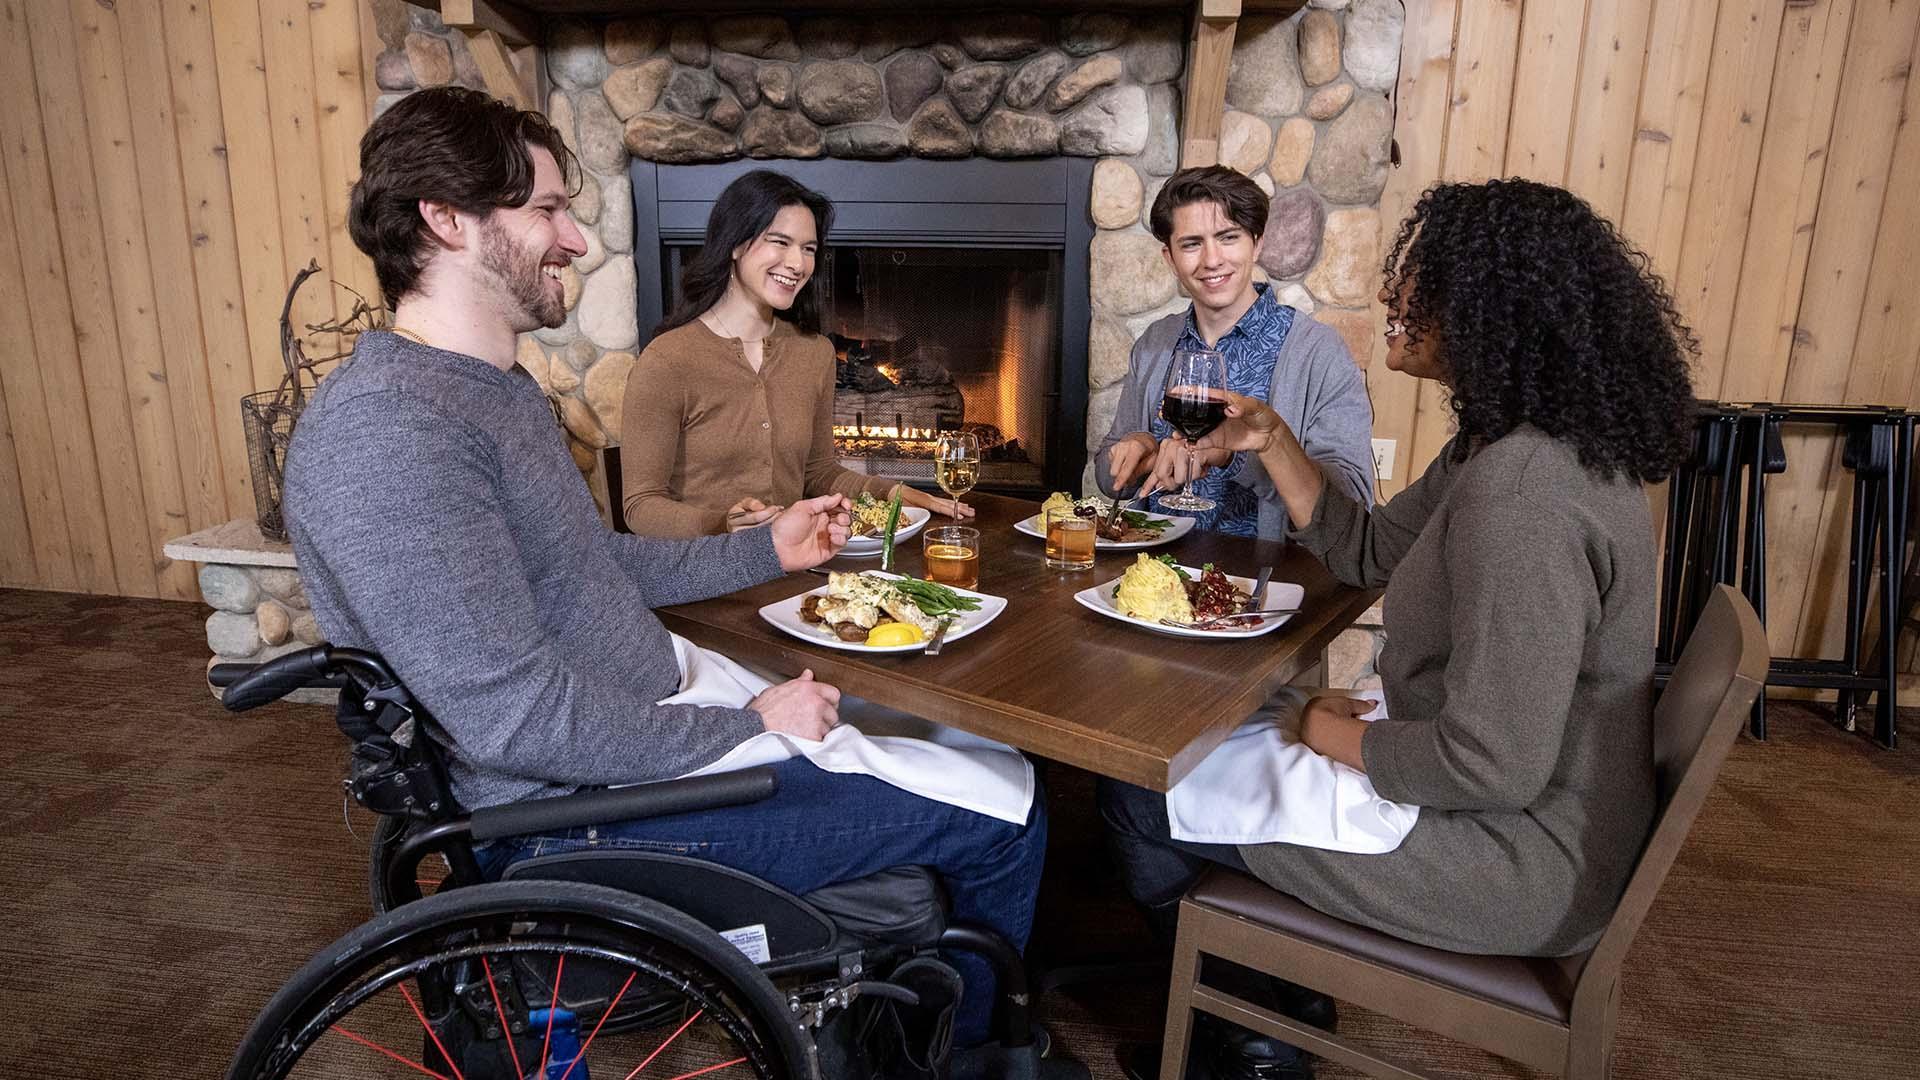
230, 880, 809, 1080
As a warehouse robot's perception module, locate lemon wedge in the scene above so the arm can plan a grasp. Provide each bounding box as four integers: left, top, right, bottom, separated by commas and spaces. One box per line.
865, 622, 926, 647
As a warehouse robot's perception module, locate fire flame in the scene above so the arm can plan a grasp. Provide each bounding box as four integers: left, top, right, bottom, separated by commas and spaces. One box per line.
833, 424, 938, 441
875, 363, 902, 383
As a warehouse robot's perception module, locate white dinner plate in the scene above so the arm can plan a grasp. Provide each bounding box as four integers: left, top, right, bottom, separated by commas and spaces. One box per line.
1073, 565, 1304, 639
758, 572, 1008, 653
1013, 510, 1195, 550
839, 506, 931, 558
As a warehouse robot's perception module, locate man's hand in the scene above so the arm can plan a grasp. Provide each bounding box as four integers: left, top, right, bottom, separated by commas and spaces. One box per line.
1106, 432, 1159, 490
1195, 390, 1291, 455
1299, 694, 1376, 771
769, 493, 851, 571
1149, 440, 1233, 494
724, 496, 783, 532
748, 669, 840, 740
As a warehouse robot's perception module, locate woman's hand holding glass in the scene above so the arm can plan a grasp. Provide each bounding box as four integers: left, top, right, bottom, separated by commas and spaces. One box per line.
1192, 390, 1291, 454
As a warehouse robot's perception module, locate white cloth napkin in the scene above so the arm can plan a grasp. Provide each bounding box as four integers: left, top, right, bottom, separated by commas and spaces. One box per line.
656, 634, 1035, 825
1164, 687, 1420, 853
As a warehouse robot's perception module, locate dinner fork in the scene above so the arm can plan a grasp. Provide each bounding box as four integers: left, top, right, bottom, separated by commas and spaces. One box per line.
1161, 607, 1301, 630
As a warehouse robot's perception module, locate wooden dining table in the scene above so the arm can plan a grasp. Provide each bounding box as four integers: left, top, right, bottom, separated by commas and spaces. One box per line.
657, 493, 1379, 792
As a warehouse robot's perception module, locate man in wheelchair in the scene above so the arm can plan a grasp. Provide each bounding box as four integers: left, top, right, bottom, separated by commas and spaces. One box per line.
258, 86, 1059, 1078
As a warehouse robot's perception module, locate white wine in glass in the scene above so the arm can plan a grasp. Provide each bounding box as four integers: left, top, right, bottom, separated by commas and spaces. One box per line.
935, 431, 981, 507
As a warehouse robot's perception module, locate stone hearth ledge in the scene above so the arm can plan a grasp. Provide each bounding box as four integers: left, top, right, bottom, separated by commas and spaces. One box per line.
165, 520, 334, 704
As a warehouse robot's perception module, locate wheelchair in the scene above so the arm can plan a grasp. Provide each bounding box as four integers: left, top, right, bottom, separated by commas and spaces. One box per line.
215, 644, 1079, 1080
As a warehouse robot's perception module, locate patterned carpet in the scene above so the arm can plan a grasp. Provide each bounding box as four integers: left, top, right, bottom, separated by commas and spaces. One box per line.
0, 587, 1914, 1079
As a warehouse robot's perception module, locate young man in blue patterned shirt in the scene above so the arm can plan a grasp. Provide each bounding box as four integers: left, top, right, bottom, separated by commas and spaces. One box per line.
1095, 166, 1375, 536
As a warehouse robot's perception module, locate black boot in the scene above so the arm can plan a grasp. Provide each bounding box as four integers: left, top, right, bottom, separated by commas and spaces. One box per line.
1120, 1014, 1311, 1080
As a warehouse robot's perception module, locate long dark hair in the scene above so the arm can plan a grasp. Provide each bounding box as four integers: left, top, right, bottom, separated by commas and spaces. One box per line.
1384, 178, 1697, 484
349, 87, 577, 309
655, 170, 833, 337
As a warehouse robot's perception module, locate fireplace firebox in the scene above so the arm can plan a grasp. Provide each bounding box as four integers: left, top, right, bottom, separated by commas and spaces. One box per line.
630, 157, 1093, 496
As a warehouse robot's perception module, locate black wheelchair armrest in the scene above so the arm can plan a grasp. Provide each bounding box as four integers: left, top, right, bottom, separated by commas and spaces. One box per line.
468, 767, 780, 842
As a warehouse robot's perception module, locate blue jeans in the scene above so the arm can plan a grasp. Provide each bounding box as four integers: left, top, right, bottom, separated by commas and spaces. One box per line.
478, 757, 1047, 1046
1096, 776, 1249, 926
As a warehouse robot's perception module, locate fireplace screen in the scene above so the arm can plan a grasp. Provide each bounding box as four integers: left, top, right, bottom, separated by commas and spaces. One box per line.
821, 246, 1059, 493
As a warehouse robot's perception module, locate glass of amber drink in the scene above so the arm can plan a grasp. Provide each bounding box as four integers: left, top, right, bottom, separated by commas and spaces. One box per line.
923, 526, 981, 590
1044, 507, 1096, 570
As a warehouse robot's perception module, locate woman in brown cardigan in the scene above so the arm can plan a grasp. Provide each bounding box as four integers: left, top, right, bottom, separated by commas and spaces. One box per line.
619, 171, 968, 537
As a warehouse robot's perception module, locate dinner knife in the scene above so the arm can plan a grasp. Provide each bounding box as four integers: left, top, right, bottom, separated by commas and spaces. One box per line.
1249, 564, 1274, 612
923, 616, 955, 655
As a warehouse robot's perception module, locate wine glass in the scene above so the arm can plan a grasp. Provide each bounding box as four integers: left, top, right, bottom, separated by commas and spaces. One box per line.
934, 430, 981, 510
1159, 348, 1229, 513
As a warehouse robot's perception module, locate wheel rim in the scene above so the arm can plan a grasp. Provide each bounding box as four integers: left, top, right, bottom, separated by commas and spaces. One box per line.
245, 917, 791, 1080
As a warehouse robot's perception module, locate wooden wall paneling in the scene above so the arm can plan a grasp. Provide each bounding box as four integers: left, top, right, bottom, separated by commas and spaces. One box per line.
1619, 0, 1724, 280
1719, 0, 1855, 404
117, 1, 242, 539
309, 0, 380, 309
1365, 0, 1459, 500
1671, 0, 1788, 397
258, 0, 344, 358
358, 0, 386, 118
0, 1, 119, 593
1779, 0, 1920, 664
1406, 0, 1523, 479
163, 0, 283, 527
0, 351, 34, 587
1504, 0, 1593, 184
69, 0, 198, 598
0, 159, 50, 587
1564, 0, 1657, 219
22, 2, 160, 596
1864, 30, 1920, 412
209, 0, 298, 398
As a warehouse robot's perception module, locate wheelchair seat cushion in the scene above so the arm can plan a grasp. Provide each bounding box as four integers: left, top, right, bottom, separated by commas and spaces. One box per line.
802, 865, 948, 946
499, 849, 947, 958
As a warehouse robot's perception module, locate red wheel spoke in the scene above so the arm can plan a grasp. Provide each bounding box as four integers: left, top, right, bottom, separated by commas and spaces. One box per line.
662, 1059, 749, 1080
620, 1008, 705, 1080
539, 955, 565, 1076
327, 1024, 454, 1080
556, 970, 638, 1080
481, 955, 526, 1080
400, 983, 468, 1080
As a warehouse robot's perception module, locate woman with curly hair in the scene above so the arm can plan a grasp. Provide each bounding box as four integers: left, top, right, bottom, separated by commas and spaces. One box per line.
1102, 179, 1696, 1080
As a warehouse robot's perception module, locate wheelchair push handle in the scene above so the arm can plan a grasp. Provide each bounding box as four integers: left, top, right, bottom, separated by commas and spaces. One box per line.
211, 645, 402, 712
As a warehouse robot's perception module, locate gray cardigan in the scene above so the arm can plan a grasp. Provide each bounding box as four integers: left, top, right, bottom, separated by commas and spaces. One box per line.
1093, 311, 1376, 535
1239, 427, 1659, 956
284, 332, 787, 810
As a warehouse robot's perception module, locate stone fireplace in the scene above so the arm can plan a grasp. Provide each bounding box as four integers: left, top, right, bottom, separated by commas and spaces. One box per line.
363, 2, 1402, 508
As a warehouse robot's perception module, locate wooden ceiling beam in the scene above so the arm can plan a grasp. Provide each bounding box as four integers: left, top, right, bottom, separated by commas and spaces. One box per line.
438, 0, 539, 48
1180, 0, 1241, 168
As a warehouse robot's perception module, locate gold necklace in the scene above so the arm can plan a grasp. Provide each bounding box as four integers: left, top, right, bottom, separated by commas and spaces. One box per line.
709, 305, 767, 345
389, 326, 431, 348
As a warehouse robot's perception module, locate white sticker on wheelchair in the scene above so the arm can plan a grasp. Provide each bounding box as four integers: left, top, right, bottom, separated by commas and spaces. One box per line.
721, 923, 772, 964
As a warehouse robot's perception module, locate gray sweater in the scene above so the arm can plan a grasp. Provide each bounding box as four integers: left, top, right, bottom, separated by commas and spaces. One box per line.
1093, 312, 1376, 535
1239, 426, 1658, 956
283, 332, 787, 809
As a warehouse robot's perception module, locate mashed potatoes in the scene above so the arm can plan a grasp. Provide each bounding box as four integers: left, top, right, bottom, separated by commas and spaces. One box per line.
1114, 554, 1193, 624
1039, 491, 1076, 520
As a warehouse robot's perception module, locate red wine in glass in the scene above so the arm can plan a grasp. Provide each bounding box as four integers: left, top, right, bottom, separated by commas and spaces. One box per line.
1159, 348, 1228, 512
1161, 390, 1229, 441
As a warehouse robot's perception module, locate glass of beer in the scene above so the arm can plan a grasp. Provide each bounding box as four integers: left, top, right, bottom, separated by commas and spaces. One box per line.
923, 525, 981, 590
1044, 507, 1096, 571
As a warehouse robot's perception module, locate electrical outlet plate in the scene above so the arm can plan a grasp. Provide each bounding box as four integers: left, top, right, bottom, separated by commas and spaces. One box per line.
1371, 438, 1396, 482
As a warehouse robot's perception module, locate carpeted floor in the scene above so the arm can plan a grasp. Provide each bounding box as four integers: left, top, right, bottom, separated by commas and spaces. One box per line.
0, 587, 1914, 1079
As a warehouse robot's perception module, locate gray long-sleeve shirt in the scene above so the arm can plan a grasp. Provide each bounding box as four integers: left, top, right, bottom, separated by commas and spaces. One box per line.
1093, 309, 1376, 535
1236, 426, 1657, 956
284, 331, 787, 810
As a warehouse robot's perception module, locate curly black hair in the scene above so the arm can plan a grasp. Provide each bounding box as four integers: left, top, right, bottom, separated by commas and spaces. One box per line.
1383, 179, 1698, 483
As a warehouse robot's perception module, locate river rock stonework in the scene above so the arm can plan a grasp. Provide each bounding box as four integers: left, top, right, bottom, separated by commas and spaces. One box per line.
368, 1, 1400, 533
